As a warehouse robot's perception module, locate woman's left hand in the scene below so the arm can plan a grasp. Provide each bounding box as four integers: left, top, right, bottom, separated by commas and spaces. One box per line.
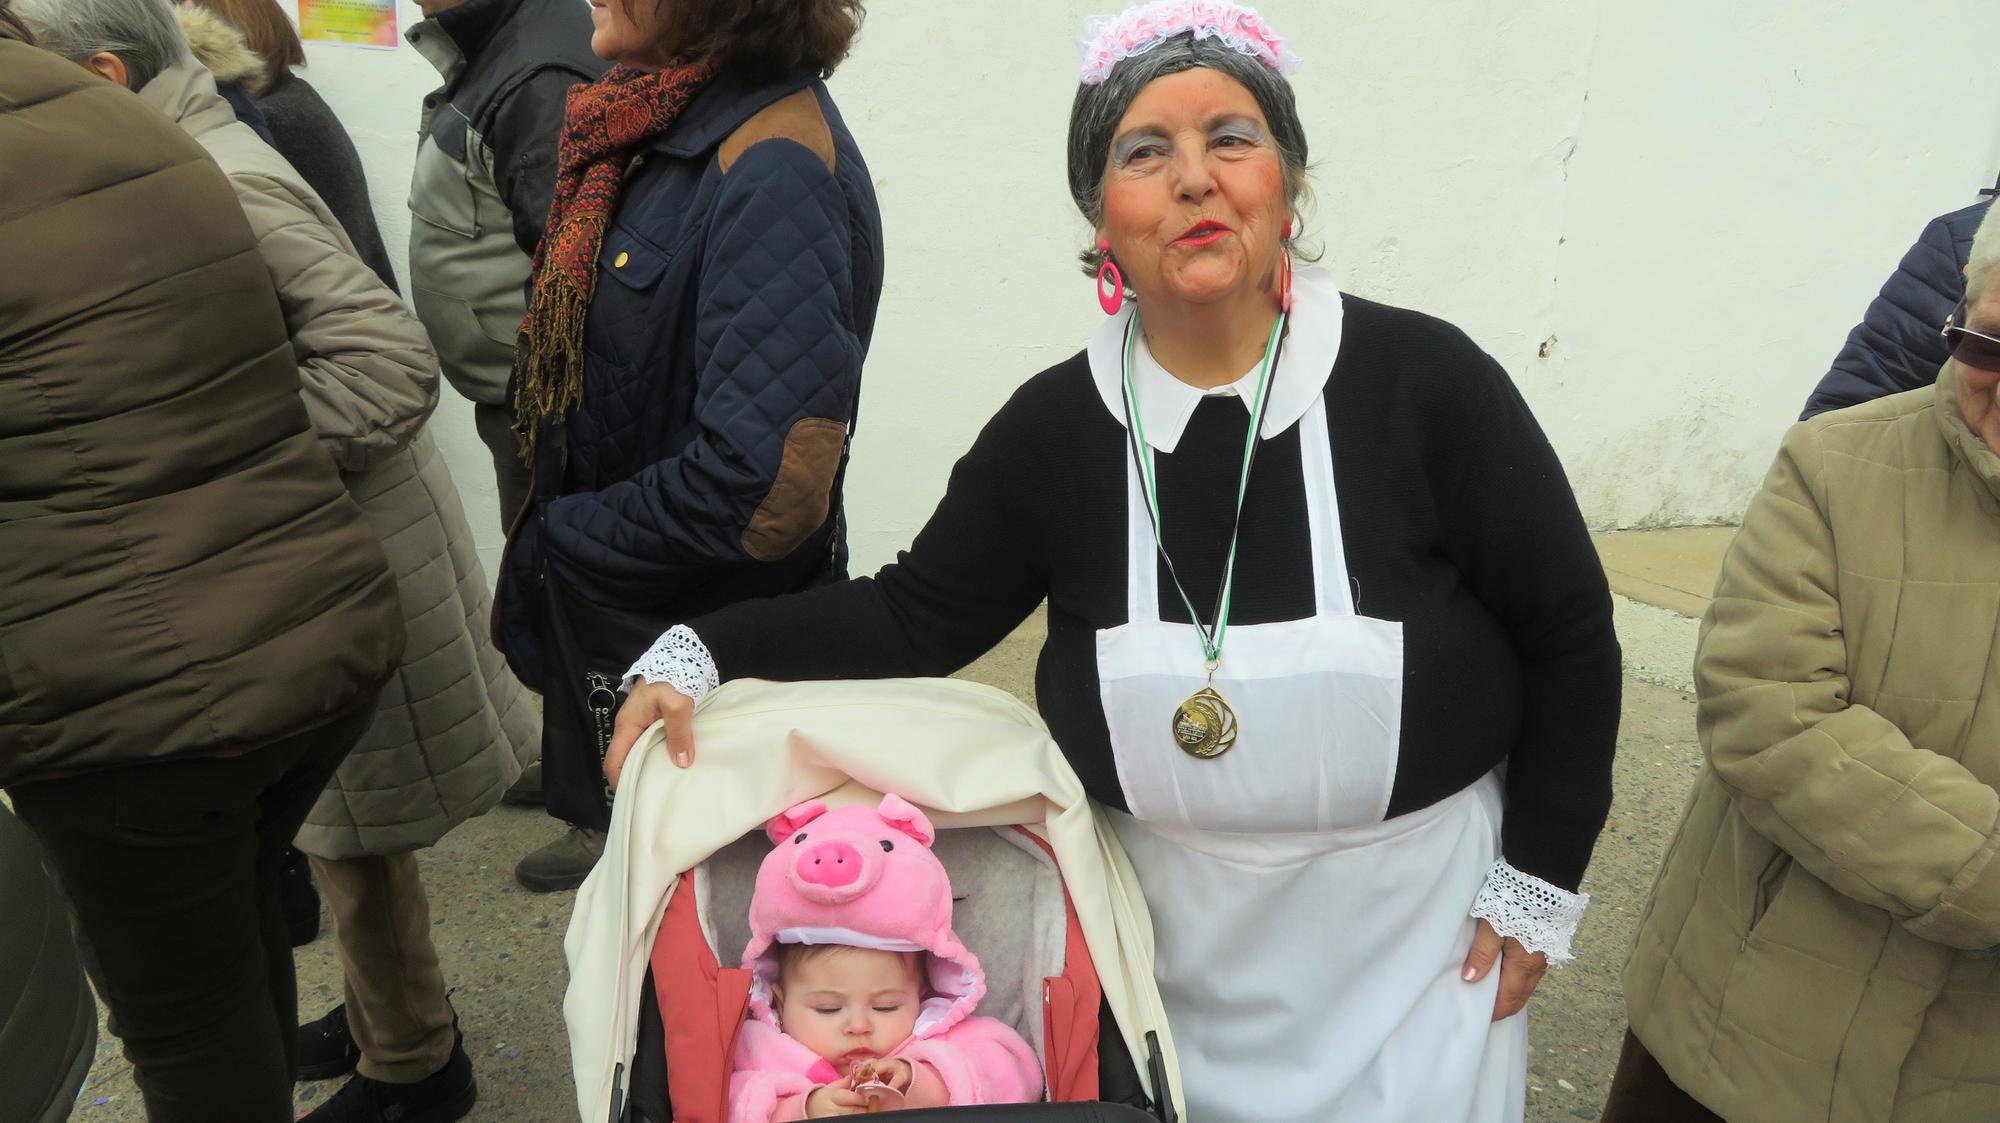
1462, 918, 1548, 1021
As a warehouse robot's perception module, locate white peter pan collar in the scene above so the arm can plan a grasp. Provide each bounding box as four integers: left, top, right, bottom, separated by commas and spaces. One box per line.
1087, 265, 1345, 454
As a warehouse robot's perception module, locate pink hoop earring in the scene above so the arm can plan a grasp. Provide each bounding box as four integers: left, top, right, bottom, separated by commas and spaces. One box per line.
1095, 238, 1125, 316
1278, 221, 1295, 312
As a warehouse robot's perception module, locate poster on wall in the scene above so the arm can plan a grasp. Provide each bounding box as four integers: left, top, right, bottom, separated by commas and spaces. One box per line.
296, 0, 397, 48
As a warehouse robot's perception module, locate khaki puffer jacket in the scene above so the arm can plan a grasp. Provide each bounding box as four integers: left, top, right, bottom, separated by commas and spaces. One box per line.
0, 42, 401, 787
1625, 366, 2000, 1123
141, 59, 538, 857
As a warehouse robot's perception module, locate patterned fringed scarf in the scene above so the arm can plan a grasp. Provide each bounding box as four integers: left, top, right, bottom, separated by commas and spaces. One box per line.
512, 62, 712, 462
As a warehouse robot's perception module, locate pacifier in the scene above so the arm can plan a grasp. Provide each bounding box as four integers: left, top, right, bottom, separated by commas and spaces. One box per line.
849, 1061, 906, 1113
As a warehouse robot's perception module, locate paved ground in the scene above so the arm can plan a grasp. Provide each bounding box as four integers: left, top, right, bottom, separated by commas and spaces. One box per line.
72, 626, 1704, 1121
1522, 679, 1703, 1121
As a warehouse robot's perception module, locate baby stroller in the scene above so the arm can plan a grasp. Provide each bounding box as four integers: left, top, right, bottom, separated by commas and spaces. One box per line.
565, 678, 1184, 1123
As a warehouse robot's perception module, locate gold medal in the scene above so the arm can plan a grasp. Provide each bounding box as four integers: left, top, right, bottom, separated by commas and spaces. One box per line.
1121, 310, 1285, 767
1172, 685, 1238, 758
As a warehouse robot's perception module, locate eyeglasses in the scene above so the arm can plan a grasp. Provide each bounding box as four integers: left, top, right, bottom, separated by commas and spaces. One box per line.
1942, 300, 2000, 372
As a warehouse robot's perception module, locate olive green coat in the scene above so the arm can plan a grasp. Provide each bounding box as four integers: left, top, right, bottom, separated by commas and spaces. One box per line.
0, 42, 401, 787
1625, 367, 2000, 1123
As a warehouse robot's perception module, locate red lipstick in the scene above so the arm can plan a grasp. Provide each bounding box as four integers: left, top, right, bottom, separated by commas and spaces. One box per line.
1174, 220, 1231, 247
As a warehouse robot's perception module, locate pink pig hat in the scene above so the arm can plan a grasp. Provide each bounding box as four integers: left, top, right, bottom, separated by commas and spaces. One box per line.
743, 794, 985, 1041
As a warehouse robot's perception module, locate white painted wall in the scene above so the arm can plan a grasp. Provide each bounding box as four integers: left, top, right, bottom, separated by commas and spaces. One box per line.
284, 0, 2000, 577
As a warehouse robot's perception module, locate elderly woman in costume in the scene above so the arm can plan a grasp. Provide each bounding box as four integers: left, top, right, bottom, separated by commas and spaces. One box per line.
609, 4, 1622, 1119
1606, 208, 2000, 1123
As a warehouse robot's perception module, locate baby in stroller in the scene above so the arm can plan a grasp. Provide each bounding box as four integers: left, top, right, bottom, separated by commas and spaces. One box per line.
566, 678, 1178, 1123
730, 794, 1044, 1120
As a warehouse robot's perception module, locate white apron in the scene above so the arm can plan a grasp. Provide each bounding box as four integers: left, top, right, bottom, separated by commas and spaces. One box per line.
1095, 395, 1527, 1123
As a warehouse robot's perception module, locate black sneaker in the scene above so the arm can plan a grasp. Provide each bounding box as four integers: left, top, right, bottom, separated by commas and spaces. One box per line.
298, 1037, 476, 1123
296, 1004, 362, 1082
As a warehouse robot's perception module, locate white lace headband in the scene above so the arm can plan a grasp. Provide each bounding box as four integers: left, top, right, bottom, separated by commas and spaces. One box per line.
1077, 0, 1303, 86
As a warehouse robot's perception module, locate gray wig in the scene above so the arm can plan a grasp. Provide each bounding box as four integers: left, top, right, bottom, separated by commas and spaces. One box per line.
1067, 32, 1310, 274
13, 0, 189, 91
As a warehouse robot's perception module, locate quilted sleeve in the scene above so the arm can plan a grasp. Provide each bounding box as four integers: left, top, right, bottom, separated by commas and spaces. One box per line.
1698, 425, 2000, 950
541, 138, 860, 599
1800, 209, 1967, 419
234, 171, 439, 472
688, 379, 1051, 683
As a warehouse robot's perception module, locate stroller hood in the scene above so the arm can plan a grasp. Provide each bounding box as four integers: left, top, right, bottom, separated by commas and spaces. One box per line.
746, 795, 986, 1040
563, 677, 1183, 1123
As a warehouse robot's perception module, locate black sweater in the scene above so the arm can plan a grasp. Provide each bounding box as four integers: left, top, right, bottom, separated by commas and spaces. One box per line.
695, 295, 1621, 890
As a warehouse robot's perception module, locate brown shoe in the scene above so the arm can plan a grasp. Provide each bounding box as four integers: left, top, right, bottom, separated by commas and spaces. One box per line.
513, 826, 605, 893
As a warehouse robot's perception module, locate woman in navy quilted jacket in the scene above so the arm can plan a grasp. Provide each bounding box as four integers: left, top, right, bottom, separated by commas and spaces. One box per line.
494, 0, 884, 891
1801, 199, 1992, 419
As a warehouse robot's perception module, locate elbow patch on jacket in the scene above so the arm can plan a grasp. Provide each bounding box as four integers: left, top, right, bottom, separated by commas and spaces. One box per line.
718, 88, 836, 175
742, 417, 846, 562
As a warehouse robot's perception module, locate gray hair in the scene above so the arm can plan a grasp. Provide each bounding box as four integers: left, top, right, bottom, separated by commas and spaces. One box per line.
14, 0, 188, 90
1066, 32, 1311, 276
1969, 201, 2000, 305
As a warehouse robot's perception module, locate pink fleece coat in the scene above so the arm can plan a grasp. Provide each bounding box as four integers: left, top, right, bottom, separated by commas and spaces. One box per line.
727, 795, 1044, 1123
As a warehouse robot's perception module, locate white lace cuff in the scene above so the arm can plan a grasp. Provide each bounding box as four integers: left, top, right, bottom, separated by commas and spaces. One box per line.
1469, 859, 1589, 965
621, 625, 721, 704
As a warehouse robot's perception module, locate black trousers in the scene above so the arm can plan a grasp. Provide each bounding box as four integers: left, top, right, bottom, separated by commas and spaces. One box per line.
8, 698, 376, 1123
537, 577, 670, 832
1599, 1029, 1727, 1123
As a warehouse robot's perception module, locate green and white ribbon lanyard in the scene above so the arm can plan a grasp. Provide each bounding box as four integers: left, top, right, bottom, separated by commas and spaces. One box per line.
1120, 309, 1287, 756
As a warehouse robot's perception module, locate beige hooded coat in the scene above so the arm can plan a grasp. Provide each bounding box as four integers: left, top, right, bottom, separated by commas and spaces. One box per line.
141, 46, 538, 858
1624, 367, 2000, 1123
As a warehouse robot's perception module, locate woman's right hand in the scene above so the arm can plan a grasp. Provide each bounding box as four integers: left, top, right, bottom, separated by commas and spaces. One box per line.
604, 681, 697, 788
